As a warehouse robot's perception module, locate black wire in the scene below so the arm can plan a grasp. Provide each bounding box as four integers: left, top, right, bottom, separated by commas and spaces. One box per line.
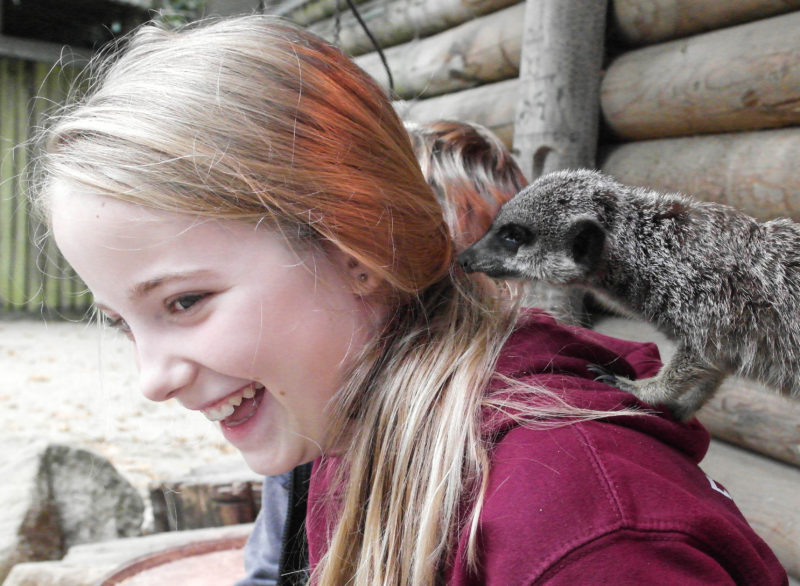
344, 0, 395, 94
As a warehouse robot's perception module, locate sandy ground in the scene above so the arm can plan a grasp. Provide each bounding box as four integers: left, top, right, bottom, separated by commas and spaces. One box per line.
0, 317, 240, 529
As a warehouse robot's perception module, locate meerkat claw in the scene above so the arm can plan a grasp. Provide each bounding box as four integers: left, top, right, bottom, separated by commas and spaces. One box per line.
587, 364, 622, 387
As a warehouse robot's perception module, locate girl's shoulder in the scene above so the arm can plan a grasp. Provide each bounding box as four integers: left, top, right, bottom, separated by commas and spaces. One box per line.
449, 417, 786, 585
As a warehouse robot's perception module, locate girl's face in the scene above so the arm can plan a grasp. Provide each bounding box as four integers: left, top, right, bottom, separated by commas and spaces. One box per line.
51, 184, 384, 475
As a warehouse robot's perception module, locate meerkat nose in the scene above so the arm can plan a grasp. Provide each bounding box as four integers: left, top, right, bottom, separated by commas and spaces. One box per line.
457, 249, 478, 273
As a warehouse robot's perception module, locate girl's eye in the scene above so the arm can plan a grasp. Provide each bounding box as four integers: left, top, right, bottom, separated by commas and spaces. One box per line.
167, 293, 209, 313
103, 314, 131, 335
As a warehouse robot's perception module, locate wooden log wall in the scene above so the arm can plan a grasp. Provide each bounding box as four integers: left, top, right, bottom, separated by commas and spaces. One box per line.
272, 1, 800, 578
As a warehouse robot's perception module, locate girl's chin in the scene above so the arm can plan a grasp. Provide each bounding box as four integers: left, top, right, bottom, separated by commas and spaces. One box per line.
238, 446, 318, 477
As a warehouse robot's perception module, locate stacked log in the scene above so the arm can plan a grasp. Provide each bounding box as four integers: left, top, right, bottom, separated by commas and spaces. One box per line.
396, 78, 518, 146
270, 0, 370, 27
310, 0, 520, 57
354, 2, 523, 99
602, 11, 800, 140
600, 127, 800, 221
611, 0, 800, 46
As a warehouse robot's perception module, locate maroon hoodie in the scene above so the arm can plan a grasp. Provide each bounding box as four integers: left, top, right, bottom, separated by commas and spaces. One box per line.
307, 310, 787, 584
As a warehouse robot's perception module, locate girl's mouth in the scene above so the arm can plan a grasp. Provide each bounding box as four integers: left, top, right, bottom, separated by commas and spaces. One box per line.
202, 383, 266, 427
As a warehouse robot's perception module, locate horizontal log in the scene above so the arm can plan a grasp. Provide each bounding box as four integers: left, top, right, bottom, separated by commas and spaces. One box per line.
268, 0, 369, 26
355, 3, 522, 98
698, 383, 800, 469
611, 0, 800, 46
396, 78, 518, 147
702, 439, 800, 579
311, 0, 520, 57
591, 316, 800, 468
600, 127, 800, 222
601, 11, 800, 140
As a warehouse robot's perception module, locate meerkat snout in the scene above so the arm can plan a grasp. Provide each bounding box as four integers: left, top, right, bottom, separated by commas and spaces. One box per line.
458, 223, 534, 277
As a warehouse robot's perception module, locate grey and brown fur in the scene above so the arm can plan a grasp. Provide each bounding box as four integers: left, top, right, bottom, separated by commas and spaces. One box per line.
458, 169, 800, 420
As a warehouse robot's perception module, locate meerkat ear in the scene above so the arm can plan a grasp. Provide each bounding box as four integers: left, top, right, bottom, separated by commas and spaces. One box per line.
568, 218, 606, 271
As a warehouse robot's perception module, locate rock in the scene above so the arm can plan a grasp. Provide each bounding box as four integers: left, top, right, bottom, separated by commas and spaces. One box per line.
0, 439, 143, 583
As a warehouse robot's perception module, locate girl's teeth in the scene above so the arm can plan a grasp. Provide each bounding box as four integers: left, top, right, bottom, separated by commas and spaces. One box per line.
202, 383, 263, 422
204, 403, 235, 422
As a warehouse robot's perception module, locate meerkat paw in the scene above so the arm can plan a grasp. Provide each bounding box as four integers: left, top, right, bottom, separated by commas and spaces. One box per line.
586, 364, 639, 393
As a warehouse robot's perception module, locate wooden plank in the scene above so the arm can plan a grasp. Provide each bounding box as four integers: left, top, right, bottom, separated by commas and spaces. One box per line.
354, 3, 523, 98
601, 11, 800, 140
702, 439, 800, 579
600, 127, 800, 222
310, 0, 521, 57
512, 0, 608, 179
396, 78, 519, 147
611, 0, 800, 46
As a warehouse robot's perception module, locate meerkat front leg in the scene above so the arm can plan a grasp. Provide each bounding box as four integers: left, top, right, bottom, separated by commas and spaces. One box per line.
598, 342, 726, 421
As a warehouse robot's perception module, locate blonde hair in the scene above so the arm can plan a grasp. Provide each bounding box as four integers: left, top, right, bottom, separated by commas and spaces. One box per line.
406, 120, 527, 252
35, 16, 626, 585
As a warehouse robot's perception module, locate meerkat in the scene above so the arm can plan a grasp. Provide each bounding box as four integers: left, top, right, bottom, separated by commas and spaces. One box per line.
458, 168, 800, 420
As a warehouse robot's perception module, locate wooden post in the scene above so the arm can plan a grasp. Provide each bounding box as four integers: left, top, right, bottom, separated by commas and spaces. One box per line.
512, 0, 607, 179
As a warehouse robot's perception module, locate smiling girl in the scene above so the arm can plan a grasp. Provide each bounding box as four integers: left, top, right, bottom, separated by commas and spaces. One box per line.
34, 15, 786, 586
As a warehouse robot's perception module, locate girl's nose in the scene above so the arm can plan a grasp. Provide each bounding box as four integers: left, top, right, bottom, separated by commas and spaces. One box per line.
135, 342, 196, 402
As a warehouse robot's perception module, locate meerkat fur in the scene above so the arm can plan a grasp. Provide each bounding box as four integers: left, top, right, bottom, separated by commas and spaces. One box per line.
458, 169, 800, 420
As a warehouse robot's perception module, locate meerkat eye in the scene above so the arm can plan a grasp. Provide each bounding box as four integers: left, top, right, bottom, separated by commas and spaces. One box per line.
497, 224, 533, 247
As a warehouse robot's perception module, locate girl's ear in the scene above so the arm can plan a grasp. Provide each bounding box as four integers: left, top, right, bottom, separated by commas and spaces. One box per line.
329, 248, 385, 296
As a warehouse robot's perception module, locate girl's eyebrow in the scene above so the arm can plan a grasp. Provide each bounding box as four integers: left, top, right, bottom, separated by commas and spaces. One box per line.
128, 270, 213, 300
93, 270, 214, 315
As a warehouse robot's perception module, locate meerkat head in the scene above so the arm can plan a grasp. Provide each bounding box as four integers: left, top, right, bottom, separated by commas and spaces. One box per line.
458, 169, 617, 285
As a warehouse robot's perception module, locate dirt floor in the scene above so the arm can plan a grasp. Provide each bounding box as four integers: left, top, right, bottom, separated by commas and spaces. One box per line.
0, 317, 239, 529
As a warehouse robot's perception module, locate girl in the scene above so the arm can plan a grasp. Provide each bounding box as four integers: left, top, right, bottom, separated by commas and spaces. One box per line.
35, 16, 786, 585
